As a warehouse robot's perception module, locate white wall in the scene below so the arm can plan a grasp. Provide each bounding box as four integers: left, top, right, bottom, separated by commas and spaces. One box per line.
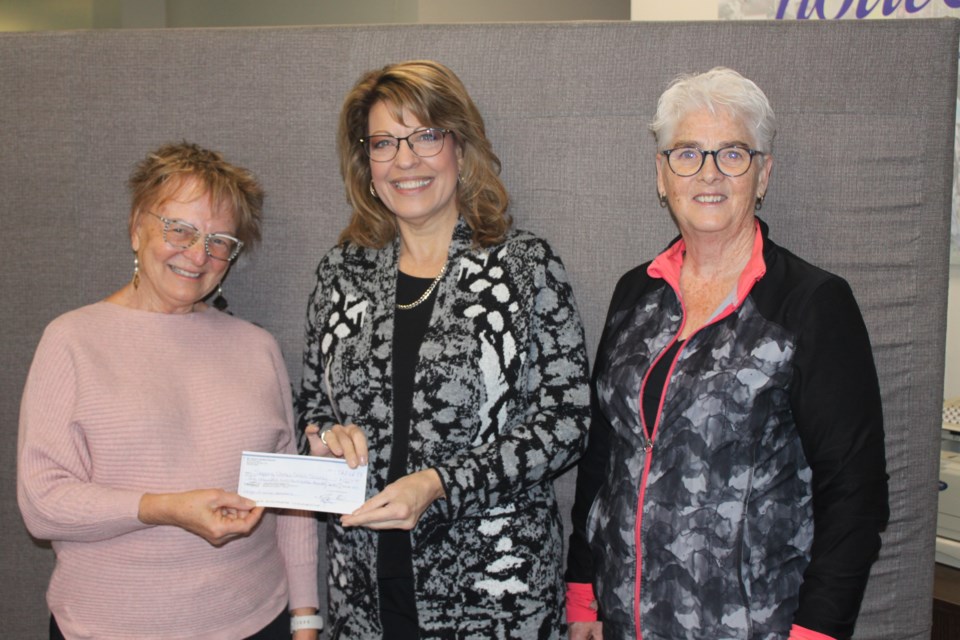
947, 255, 960, 400
419, 0, 627, 22
0, 0, 631, 31
164, 0, 419, 27
0, 0, 94, 30
631, 0, 718, 20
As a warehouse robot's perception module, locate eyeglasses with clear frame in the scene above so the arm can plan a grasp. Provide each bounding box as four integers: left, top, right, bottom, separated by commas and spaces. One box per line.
360, 128, 451, 162
146, 212, 243, 262
661, 146, 763, 178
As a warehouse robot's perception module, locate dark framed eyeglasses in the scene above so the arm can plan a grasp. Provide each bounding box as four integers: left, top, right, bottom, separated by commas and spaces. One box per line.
146, 212, 243, 262
360, 128, 451, 162
661, 146, 763, 178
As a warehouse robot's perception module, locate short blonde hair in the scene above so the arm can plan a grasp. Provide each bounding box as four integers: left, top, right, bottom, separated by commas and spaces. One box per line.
128, 141, 264, 251
337, 60, 510, 248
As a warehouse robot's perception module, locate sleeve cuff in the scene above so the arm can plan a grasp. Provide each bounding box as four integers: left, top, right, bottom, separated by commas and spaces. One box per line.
789, 624, 836, 640
566, 582, 598, 623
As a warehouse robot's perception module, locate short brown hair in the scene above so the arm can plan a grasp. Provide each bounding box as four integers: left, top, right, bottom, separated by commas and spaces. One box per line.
128, 142, 264, 251
337, 60, 510, 248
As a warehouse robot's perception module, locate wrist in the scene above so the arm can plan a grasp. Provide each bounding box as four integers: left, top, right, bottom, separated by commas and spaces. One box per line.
424, 468, 446, 501
137, 493, 164, 525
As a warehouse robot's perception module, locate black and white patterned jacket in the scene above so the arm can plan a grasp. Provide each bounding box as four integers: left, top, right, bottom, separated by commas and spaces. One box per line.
296, 219, 590, 639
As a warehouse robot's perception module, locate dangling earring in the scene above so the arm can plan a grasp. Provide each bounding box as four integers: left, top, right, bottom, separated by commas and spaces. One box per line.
370, 183, 378, 199
755, 193, 765, 211
132, 253, 140, 289
457, 171, 463, 185
658, 192, 668, 208
212, 282, 228, 312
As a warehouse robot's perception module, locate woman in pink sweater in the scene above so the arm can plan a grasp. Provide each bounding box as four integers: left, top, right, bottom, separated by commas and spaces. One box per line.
17, 142, 320, 640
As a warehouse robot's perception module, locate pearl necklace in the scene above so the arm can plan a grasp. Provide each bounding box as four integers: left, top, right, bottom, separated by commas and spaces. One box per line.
396, 262, 447, 310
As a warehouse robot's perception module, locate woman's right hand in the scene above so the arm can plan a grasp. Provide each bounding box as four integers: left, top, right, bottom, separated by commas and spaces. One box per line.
569, 622, 603, 640
304, 423, 368, 468
137, 489, 264, 546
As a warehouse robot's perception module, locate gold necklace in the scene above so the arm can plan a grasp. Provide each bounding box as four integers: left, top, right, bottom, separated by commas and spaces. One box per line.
396, 262, 447, 310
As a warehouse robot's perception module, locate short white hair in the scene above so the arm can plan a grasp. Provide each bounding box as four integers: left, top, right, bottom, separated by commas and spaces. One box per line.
649, 67, 776, 154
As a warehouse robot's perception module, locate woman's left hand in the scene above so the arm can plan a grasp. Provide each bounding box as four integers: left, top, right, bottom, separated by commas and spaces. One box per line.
340, 469, 445, 530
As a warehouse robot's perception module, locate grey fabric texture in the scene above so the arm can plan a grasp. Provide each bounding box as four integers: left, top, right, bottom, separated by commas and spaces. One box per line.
0, 19, 956, 639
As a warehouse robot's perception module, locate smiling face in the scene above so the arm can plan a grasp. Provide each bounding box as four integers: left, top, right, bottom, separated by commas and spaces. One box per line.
130, 178, 236, 314
656, 106, 773, 243
367, 100, 462, 233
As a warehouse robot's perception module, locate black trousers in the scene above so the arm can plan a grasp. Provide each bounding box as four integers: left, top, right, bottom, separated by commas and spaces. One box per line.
51, 608, 290, 639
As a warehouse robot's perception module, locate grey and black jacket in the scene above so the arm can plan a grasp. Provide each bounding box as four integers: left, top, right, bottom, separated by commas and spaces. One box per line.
566, 218, 888, 640
297, 219, 590, 639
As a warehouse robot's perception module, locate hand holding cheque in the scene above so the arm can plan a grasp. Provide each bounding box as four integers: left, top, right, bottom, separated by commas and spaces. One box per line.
296, 422, 444, 530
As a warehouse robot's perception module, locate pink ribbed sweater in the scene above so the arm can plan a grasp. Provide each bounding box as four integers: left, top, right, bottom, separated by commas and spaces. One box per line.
17, 302, 318, 640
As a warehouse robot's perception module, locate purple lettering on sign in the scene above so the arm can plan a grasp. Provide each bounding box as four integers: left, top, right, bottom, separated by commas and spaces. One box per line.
778, 0, 953, 18
857, 0, 883, 17
795, 0, 826, 18
906, 0, 934, 11
883, 0, 905, 14
832, 0, 855, 18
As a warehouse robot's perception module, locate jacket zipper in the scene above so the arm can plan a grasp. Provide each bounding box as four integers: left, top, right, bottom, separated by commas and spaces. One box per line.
633, 335, 684, 640
632, 229, 765, 637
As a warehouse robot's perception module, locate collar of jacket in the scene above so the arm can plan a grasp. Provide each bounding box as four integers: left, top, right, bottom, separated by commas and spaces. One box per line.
647, 216, 770, 312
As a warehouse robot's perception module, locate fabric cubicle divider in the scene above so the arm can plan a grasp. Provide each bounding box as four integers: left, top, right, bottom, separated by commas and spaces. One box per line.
0, 19, 956, 638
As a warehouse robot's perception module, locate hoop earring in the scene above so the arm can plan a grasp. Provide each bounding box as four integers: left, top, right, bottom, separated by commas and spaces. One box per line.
370, 183, 378, 199
212, 282, 229, 312
658, 192, 668, 208
755, 194, 765, 211
132, 253, 140, 289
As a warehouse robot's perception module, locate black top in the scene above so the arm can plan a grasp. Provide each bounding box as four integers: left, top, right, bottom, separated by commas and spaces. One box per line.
378, 271, 437, 580
641, 339, 683, 436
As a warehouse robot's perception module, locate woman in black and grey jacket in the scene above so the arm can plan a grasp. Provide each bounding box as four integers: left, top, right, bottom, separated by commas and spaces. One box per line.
296, 60, 590, 640
565, 68, 888, 640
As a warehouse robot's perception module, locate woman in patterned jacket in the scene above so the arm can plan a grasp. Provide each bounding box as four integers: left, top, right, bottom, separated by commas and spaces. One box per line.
295, 60, 591, 639
565, 68, 888, 640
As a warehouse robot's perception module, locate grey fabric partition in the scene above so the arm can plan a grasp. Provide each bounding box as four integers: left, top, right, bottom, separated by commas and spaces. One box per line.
1, 19, 956, 638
